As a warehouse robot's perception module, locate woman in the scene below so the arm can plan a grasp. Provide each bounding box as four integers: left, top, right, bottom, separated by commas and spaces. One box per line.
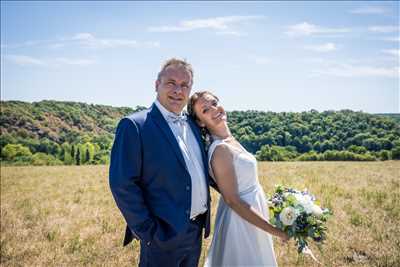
187, 91, 289, 267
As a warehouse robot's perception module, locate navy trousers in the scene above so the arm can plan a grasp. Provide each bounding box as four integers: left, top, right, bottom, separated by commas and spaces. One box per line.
139, 216, 204, 267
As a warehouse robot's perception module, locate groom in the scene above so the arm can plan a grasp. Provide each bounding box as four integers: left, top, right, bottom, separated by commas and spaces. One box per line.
109, 58, 213, 266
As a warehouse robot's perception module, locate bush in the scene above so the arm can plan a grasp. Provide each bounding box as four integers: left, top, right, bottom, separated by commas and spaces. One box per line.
379, 150, 391, 160
256, 145, 298, 161
1, 144, 32, 161
321, 150, 376, 161
297, 151, 321, 161
31, 153, 63, 166
392, 146, 400, 160
348, 145, 367, 154
93, 150, 110, 164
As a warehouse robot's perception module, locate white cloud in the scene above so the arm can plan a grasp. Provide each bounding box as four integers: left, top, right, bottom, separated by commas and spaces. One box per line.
148, 15, 264, 33
286, 22, 351, 37
305, 43, 337, 52
54, 57, 96, 66
3, 33, 160, 50
72, 33, 95, 41
5, 55, 45, 66
5, 54, 96, 67
382, 36, 400, 42
255, 57, 270, 65
312, 62, 398, 78
144, 41, 161, 48
247, 55, 270, 65
368, 26, 398, 33
48, 43, 66, 49
215, 30, 244, 37
70, 33, 160, 49
3, 39, 61, 49
382, 49, 400, 57
350, 6, 387, 15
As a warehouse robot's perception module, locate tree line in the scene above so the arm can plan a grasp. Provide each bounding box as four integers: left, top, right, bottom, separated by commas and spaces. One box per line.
1, 101, 399, 165
228, 109, 400, 161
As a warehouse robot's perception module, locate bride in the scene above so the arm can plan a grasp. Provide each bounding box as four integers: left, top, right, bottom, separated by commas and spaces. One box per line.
187, 91, 289, 267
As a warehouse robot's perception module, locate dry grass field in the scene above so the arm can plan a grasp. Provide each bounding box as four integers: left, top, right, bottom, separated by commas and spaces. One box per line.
1, 162, 399, 267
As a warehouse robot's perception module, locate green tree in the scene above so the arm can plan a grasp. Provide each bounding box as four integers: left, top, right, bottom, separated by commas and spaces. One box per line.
85, 148, 90, 163
362, 138, 381, 151
348, 145, 367, 154
320, 140, 334, 152
256, 145, 298, 161
75, 148, 81, 165
93, 150, 110, 164
297, 150, 321, 161
0, 133, 17, 151
83, 142, 95, 163
392, 146, 400, 160
31, 153, 62, 166
59, 147, 65, 161
1, 144, 32, 161
61, 142, 73, 165
70, 145, 75, 159
379, 150, 391, 160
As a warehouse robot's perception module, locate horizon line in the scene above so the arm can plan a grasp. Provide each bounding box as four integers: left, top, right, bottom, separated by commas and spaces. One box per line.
1, 98, 399, 115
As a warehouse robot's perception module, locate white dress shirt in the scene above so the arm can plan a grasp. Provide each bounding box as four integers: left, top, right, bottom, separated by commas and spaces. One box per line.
154, 100, 208, 219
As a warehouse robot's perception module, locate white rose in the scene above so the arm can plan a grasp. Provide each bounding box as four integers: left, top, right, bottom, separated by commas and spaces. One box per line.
295, 194, 314, 214
279, 207, 298, 226
303, 202, 314, 214
294, 193, 305, 202
311, 205, 323, 217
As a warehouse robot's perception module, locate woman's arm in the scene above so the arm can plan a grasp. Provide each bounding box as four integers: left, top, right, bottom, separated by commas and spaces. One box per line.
211, 144, 289, 241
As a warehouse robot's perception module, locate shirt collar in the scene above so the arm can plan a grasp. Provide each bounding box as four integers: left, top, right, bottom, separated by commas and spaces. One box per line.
154, 99, 185, 121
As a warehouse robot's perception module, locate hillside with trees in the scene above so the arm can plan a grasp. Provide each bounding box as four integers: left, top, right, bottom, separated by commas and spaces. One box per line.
1, 100, 143, 165
1, 100, 399, 165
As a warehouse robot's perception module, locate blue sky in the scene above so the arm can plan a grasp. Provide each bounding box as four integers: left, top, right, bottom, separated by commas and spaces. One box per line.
1, 1, 399, 113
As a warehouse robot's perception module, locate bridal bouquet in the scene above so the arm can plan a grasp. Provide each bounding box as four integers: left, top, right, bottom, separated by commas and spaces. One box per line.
268, 185, 332, 259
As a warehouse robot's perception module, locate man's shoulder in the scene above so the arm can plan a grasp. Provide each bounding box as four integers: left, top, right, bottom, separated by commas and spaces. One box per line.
123, 106, 153, 126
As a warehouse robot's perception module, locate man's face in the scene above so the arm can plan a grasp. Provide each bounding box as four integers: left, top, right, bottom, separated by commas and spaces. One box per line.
155, 65, 192, 114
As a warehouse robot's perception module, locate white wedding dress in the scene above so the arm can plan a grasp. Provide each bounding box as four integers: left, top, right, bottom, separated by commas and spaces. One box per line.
204, 139, 278, 267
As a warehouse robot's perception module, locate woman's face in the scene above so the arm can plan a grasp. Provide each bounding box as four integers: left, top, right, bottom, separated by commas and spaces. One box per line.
193, 93, 227, 130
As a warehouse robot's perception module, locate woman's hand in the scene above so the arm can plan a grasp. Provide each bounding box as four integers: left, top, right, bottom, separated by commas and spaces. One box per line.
277, 229, 290, 242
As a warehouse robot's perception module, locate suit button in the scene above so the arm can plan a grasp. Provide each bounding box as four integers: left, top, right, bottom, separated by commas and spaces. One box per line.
186, 186, 190, 191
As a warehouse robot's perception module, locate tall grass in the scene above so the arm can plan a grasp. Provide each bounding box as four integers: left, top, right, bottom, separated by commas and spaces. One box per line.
1, 162, 399, 266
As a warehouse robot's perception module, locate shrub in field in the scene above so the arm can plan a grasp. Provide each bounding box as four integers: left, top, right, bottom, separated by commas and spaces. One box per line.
296, 151, 321, 161
1, 144, 32, 161
31, 152, 63, 166
391, 146, 400, 159
256, 145, 299, 161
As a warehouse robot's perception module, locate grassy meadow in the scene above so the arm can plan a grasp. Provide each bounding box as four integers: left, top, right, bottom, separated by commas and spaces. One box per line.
1, 162, 399, 266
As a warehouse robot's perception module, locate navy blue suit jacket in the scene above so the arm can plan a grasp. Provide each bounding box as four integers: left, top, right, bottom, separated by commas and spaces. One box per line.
109, 104, 212, 249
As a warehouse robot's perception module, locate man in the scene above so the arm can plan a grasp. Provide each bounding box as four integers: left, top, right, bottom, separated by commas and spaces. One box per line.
109, 58, 213, 267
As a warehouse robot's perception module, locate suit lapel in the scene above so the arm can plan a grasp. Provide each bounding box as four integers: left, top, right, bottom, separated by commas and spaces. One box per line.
150, 104, 189, 172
